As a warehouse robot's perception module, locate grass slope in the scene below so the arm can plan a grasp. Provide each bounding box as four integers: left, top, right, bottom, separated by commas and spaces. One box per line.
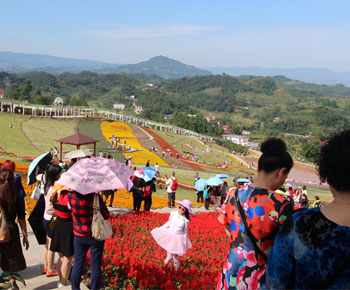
0, 112, 41, 156
21, 117, 78, 154
154, 130, 232, 165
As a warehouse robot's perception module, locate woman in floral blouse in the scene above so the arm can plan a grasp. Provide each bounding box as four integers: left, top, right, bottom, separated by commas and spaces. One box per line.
217, 138, 294, 290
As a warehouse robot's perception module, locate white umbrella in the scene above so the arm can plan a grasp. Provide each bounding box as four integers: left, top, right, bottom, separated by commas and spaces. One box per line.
64, 149, 92, 160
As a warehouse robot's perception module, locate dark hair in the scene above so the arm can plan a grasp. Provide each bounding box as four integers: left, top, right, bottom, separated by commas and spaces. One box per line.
184, 208, 190, 221
315, 195, 320, 200
44, 164, 62, 195
0, 169, 16, 214
316, 129, 350, 191
258, 138, 293, 174
301, 193, 308, 202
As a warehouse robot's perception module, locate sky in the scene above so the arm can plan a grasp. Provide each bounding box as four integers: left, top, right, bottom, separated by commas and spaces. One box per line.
1, 0, 350, 71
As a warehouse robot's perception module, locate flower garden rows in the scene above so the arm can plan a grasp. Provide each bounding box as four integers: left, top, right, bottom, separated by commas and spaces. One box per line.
100, 122, 168, 167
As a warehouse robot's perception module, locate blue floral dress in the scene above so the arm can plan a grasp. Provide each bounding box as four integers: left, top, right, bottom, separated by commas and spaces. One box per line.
265, 207, 350, 289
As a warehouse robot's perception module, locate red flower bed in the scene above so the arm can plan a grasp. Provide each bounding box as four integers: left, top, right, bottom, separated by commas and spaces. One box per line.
96, 212, 228, 289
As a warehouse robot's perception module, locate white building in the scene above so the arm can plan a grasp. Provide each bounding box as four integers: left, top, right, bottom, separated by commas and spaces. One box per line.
222, 134, 250, 146
113, 104, 125, 110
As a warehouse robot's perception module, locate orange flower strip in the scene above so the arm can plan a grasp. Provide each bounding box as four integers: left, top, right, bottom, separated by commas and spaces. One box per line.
106, 188, 201, 209
100, 122, 168, 166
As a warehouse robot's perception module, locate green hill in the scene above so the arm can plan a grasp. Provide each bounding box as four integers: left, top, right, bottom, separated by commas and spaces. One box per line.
2, 71, 350, 143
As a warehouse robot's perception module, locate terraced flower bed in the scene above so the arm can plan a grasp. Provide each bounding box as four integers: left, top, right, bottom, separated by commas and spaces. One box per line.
100, 122, 168, 166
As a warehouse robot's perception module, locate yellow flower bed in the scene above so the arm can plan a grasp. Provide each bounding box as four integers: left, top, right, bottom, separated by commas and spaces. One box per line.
108, 188, 202, 209
100, 121, 168, 166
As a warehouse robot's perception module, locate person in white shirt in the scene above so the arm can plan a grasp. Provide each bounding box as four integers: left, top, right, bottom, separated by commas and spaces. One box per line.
302, 185, 308, 196
151, 199, 194, 270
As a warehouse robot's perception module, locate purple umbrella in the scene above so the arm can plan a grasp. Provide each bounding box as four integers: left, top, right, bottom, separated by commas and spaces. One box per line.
56, 157, 133, 195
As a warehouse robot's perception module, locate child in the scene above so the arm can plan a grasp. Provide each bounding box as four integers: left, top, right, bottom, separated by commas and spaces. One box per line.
151, 200, 194, 270
312, 195, 321, 208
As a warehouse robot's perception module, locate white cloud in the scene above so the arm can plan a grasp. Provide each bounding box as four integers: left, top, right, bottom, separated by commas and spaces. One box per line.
85, 24, 217, 40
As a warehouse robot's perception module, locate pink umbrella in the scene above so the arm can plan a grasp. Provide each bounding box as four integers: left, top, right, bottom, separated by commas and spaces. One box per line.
56, 157, 133, 195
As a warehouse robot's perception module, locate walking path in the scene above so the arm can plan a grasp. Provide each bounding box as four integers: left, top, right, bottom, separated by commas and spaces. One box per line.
18, 225, 88, 290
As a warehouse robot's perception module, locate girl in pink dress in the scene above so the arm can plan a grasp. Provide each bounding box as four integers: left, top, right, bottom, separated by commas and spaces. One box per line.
151, 199, 194, 270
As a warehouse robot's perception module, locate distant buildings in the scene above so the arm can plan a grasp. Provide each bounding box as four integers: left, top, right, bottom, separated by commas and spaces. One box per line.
273, 116, 281, 122
219, 124, 232, 134
0, 88, 4, 98
205, 115, 216, 122
222, 134, 250, 146
113, 104, 125, 110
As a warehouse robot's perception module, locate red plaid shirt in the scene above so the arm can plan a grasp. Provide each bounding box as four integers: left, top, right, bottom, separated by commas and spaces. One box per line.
68, 191, 110, 237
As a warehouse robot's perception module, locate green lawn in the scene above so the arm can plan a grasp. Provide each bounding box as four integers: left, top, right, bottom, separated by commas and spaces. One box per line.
0, 112, 42, 156
21, 117, 78, 155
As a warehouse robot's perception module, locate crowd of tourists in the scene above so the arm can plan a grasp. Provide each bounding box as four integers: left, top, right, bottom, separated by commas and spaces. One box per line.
0, 129, 350, 289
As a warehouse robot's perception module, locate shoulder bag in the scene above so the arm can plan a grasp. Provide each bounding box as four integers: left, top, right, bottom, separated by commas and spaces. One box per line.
0, 207, 10, 243
92, 193, 112, 241
234, 188, 268, 262
31, 175, 45, 200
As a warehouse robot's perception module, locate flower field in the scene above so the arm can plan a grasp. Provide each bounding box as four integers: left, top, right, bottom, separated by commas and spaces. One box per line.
97, 212, 229, 289
100, 122, 168, 166
142, 127, 204, 171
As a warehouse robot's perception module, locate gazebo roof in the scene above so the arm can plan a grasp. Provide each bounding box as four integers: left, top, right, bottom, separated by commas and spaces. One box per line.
57, 130, 99, 146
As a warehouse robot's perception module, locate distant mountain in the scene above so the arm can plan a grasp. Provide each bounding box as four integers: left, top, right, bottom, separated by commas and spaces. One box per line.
205, 66, 350, 86
0, 52, 211, 79
0, 51, 116, 72
110, 56, 212, 79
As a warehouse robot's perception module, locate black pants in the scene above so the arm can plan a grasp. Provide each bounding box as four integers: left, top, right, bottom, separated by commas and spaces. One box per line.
133, 190, 143, 211
205, 198, 210, 210
168, 192, 175, 207
197, 191, 203, 202
144, 195, 152, 211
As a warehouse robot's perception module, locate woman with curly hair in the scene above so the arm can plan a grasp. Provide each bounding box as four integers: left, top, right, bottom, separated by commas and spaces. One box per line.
217, 138, 294, 290
265, 130, 350, 289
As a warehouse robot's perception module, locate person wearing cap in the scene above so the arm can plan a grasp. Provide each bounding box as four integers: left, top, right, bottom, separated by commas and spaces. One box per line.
151, 199, 194, 270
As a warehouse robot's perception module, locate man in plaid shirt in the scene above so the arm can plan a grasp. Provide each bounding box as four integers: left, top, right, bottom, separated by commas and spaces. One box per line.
68, 191, 110, 290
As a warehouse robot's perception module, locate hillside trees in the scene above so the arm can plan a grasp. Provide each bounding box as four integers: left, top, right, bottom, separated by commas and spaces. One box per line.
301, 140, 319, 162
20, 79, 32, 101
171, 113, 223, 136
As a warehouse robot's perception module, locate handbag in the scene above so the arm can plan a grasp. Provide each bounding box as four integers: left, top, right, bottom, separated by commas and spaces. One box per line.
31, 176, 45, 200
47, 215, 57, 231
92, 194, 112, 241
0, 207, 10, 243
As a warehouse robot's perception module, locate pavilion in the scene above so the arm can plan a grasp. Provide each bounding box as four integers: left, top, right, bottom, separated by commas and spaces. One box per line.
57, 129, 99, 160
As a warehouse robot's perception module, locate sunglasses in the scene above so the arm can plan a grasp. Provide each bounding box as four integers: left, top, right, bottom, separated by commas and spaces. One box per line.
178, 205, 187, 211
